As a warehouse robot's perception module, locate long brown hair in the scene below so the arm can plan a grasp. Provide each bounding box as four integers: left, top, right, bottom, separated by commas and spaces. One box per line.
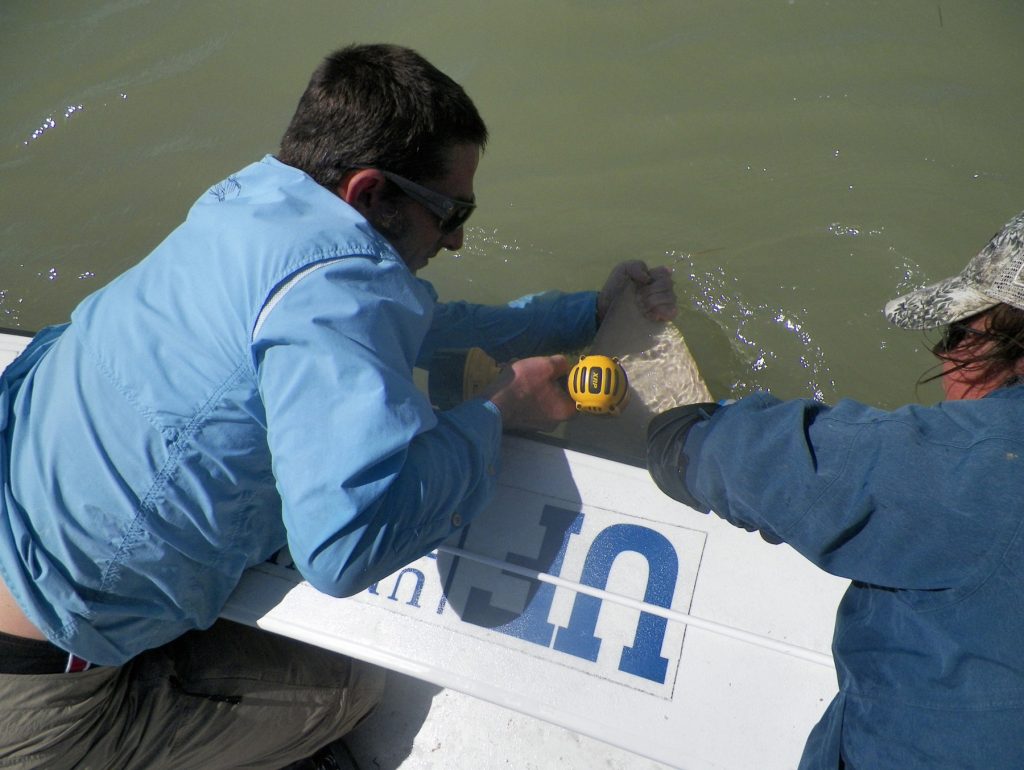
923, 304, 1024, 388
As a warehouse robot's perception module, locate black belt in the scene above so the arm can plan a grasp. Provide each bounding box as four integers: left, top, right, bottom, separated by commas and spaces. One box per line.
0, 630, 94, 674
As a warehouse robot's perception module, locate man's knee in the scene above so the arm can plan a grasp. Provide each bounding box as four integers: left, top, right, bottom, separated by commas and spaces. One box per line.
345, 662, 386, 730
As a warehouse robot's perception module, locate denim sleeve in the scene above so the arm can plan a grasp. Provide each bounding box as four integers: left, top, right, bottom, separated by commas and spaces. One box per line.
416, 289, 598, 367
683, 392, 1024, 590
252, 258, 503, 597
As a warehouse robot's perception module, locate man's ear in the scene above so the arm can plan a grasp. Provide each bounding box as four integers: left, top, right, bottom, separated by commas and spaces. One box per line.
336, 169, 387, 219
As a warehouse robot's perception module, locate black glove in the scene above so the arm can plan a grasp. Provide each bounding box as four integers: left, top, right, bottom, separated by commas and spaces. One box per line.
647, 403, 785, 546
646, 402, 720, 512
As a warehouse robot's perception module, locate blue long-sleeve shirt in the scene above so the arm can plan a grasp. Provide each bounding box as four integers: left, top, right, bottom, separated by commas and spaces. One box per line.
0, 156, 597, 665
671, 390, 1024, 769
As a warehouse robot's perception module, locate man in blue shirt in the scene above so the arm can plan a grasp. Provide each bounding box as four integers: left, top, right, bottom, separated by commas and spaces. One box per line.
647, 209, 1024, 769
0, 44, 676, 769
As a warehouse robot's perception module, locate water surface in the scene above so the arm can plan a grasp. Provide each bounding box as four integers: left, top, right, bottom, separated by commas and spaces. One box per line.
3, 1, 1024, 409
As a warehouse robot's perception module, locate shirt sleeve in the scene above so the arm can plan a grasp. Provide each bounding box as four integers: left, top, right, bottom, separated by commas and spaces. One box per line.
416, 284, 598, 367
252, 256, 503, 597
680, 392, 1024, 591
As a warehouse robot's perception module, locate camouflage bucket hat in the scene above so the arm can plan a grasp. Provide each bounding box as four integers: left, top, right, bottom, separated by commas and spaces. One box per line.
884, 209, 1024, 330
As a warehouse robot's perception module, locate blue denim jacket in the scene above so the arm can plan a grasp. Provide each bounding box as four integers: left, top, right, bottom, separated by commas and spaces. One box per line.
679, 390, 1024, 769
0, 156, 597, 665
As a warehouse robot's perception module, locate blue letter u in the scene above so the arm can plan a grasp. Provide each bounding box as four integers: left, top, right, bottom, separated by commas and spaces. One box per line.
553, 524, 677, 683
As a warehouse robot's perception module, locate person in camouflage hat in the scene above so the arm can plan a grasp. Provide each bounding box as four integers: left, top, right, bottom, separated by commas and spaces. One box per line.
647, 209, 1024, 769
885, 209, 1024, 399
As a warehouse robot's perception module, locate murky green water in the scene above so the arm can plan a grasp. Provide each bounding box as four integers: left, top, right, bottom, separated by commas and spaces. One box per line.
3, 1, 1023, 409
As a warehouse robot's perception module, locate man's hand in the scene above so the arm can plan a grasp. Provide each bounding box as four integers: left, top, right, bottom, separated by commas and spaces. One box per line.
480, 355, 577, 432
597, 260, 678, 324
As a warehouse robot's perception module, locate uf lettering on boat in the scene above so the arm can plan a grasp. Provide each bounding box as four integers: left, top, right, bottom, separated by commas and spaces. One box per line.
461, 504, 678, 684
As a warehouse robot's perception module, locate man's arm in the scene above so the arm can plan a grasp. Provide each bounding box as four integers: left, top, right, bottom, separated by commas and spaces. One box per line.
416, 260, 678, 367
253, 256, 506, 596
417, 289, 598, 367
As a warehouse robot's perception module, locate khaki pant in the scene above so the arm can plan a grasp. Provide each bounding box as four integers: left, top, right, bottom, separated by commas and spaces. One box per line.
0, 619, 385, 770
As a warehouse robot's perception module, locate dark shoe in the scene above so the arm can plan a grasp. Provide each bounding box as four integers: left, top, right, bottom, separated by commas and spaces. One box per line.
278, 738, 360, 770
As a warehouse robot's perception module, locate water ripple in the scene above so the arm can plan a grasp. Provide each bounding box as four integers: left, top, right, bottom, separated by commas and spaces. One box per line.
669, 249, 835, 401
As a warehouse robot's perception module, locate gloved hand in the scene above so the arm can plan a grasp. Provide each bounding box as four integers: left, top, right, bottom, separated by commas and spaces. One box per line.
646, 402, 720, 512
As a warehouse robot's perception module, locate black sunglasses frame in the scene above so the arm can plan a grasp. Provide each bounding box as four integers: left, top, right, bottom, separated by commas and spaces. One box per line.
349, 166, 476, 235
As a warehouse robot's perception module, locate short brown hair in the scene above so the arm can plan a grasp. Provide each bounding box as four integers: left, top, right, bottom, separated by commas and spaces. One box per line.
278, 44, 488, 191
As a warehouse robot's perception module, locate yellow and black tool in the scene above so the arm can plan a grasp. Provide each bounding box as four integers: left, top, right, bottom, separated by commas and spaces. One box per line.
428, 348, 629, 416
567, 354, 630, 416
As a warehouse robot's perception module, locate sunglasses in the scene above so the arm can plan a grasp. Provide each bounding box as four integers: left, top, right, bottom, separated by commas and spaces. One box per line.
350, 166, 476, 235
